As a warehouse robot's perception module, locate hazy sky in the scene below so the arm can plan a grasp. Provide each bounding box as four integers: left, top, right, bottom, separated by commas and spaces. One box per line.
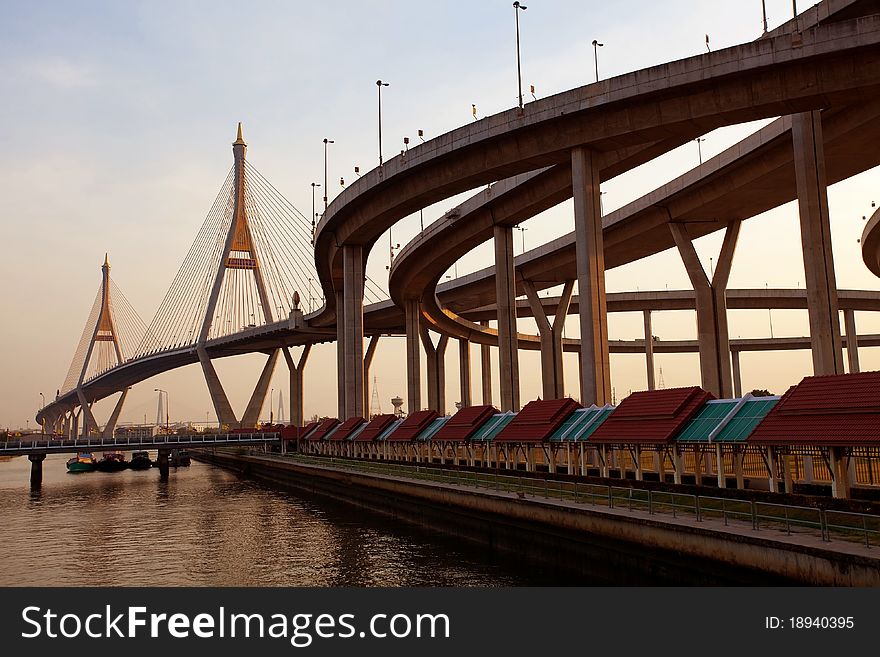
2, 0, 878, 430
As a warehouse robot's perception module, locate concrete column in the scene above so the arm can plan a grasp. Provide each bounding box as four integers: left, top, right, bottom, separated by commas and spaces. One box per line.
335, 290, 346, 418
732, 350, 743, 398
734, 449, 745, 490
672, 446, 683, 485
28, 454, 45, 488
669, 220, 740, 398
523, 279, 575, 400
783, 455, 794, 493
157, 449, 170, 480
198, 346, 238, 428
644, 310, 655, 391
458, 337, 472, 408
844, 309, 860, 374
342, 245, 365, 419
479, 321, 492, 405
363, 335, 380, 416
829, 447, 851, 499
571, 146, 611, 405
420, 327, 449, 414
241, 349, 280, 427
792, 111, 844, 375
405, 300, 422, 414
282, 344, 311, 426
766, 448, 778, 493
102, 388, 129, 439
493, 224, 520, 412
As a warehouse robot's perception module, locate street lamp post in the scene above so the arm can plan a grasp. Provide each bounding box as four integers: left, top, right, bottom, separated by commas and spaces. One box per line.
310, 182, 320, 245
513, 2, 527, 109
154, 388, 169, 433
39, 392, 45, 434
695, 137, 706, 164
270, 387, 274, 425
762, 1, 769, 34
592, 39, 603, 82
323, 138, 334, 211
376, 80, 389, 165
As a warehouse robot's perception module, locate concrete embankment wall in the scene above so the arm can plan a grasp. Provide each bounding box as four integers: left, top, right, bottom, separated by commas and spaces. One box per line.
197, 451, 880, 586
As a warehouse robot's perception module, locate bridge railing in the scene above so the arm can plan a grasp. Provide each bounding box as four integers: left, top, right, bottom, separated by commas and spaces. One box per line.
281, 454, 880, 549
0, 432, 279, 454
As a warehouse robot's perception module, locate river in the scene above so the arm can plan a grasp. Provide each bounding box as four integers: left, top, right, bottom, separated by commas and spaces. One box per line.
0, 453, 572, 586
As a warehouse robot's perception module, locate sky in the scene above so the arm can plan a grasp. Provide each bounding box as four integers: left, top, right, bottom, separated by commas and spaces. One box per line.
1, 0, 878, 430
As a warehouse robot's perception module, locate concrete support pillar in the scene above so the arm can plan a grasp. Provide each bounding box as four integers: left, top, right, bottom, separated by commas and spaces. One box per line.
283, 344, 311, 427
479, 321, 493, 406
198, 346, 238, 428
363, 335, 380, 416
792, 111, 844, 376
644, 310, 655, 391
634, 446, 643, 481
102, 388, 129, 439
72, 409, 80, 440
76, 388, 100, 437
405, 300, 421, 414
420, 327, 449, 414
28, 454, 45, 488
732, 350, 743, 398
716, 444, 726, 488
670, 220, 740, 397
336, 290, 346, 418
766, 448, 778, 494
571, 146, 611, 405
458, 338, 472, 408
829, 447, 851, 499
241, 349, 280, 427
493, 225, 520, 411
342, 245, 365, 419
523, 279, 575, 399
803, 455, 815, 484
657, 450, 666, 483
734, 449, 745, 490
157, 449, 170, 480
844, 309, 860, 374
673, 446, 683, 485
783, 454, 794, 494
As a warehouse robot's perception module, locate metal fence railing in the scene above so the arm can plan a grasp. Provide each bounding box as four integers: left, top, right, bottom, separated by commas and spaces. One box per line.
271, 453, 880, 549
0, 432, 279, 454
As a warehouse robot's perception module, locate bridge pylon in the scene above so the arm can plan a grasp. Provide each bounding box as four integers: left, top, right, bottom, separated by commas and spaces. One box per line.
49, 254, 144, 437
196, 124, 279, 428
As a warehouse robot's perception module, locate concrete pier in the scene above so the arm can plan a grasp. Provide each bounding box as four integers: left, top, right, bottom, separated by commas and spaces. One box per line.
28, 454, 45, 488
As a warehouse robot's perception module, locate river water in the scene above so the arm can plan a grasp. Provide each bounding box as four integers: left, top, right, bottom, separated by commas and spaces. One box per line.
0, 454, 566, 587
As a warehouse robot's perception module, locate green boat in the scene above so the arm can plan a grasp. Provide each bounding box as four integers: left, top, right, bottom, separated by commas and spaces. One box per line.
67, 453, 97, 473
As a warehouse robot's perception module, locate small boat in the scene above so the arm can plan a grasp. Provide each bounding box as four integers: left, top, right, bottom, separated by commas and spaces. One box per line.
67, 453, 97, 473
170, 449, 191, 467
129, 451, 152, 470
96, 451, 128, 472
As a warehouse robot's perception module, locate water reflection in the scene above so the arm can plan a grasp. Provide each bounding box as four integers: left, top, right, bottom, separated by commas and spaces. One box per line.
0, 454, 556, 587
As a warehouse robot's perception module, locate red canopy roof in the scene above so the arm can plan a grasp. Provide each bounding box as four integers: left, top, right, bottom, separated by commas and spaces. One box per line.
433, 405, 497, 442
386, 410, 439, 442
307, 418, 341, 441
329, 417, 366, 441
590, 387, 714, 444
748, 371, 880, 446
495, 398, 581, 443
354, 414, 398, 442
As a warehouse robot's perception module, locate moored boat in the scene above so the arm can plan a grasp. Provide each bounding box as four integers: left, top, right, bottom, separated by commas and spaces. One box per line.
96, 451, 128, 472
129, 451, 153, 470
67, 453, 97, 473
170, 449, 191, 467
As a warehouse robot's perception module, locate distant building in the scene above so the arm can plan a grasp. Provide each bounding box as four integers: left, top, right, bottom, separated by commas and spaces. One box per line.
114, 425, 159, 440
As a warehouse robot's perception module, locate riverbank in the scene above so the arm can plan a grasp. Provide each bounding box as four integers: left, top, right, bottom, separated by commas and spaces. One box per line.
197, 450, 880, 585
